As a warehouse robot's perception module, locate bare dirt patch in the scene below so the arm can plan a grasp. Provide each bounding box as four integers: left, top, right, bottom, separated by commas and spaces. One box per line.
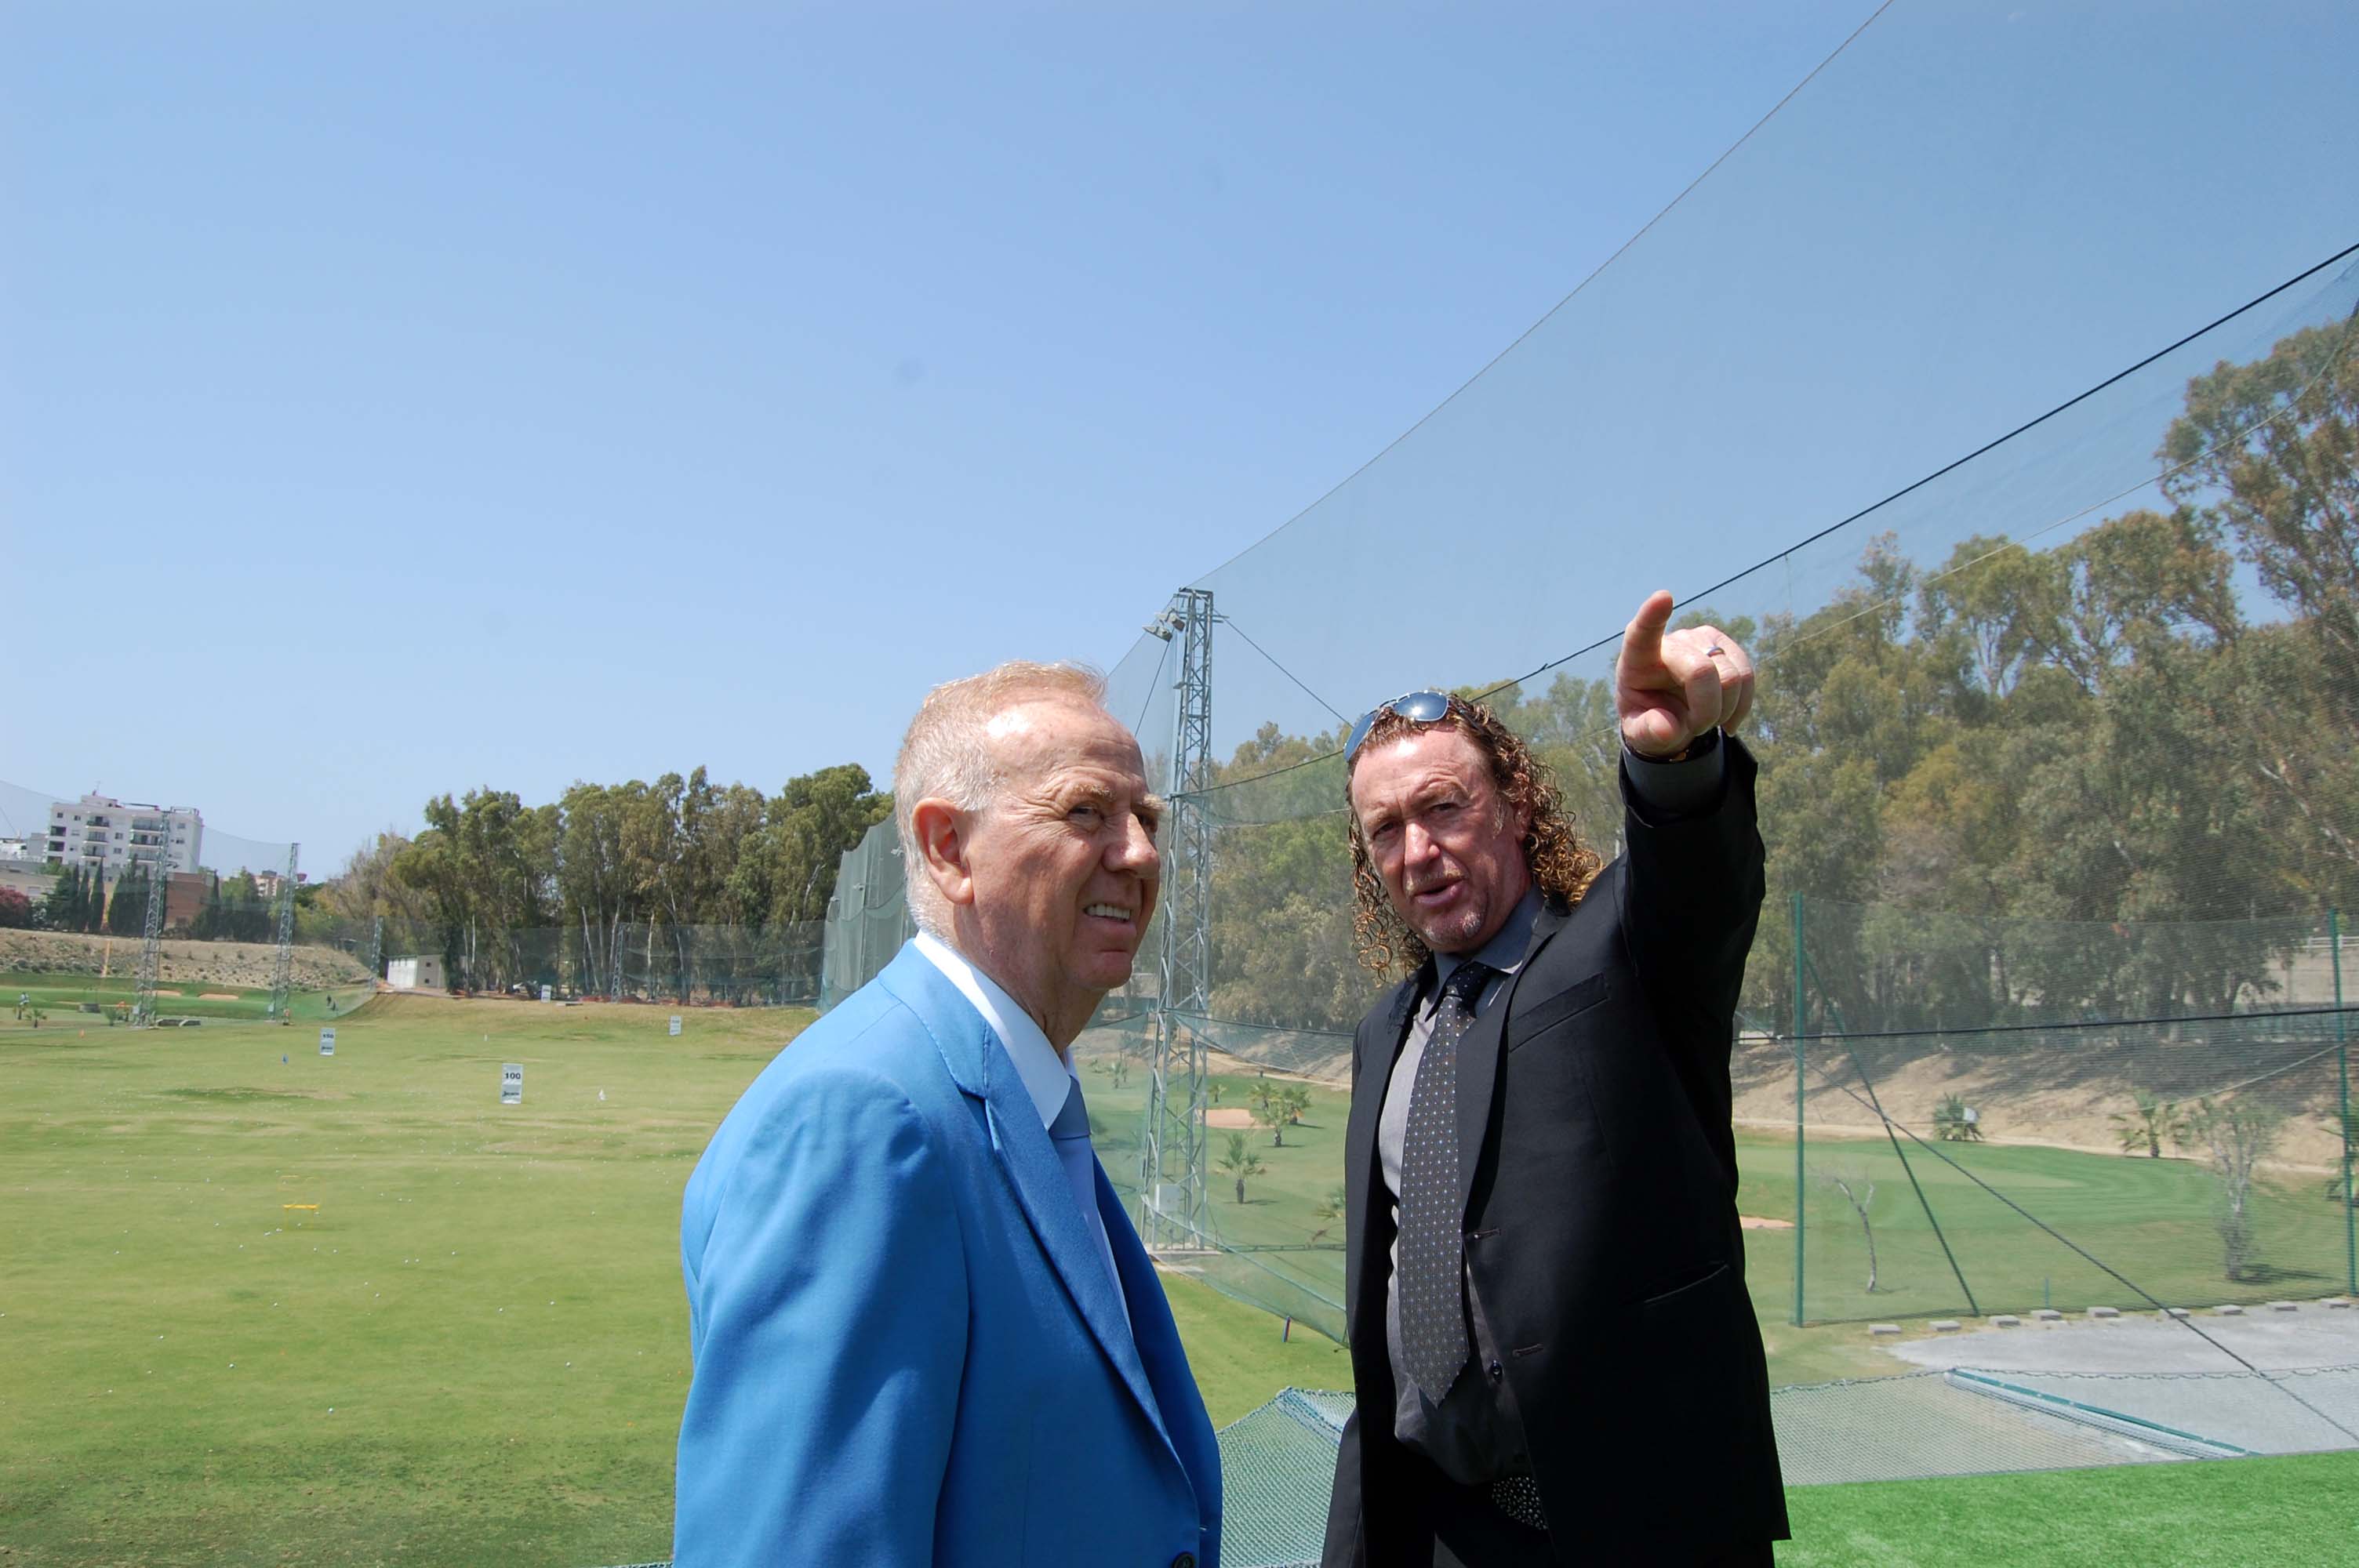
0, 930, 369, 991
1740, 1215, 1794, 1229
1203, 1108, 1258, 1128
197, 992, 242, 1001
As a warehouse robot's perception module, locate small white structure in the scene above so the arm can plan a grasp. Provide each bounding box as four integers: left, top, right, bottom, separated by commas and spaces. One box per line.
386, 955, 448, 992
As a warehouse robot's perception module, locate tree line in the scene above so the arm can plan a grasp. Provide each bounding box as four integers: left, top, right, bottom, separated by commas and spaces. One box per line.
313, 763, 893, 998
32, 862, 169, 938
20, 862, 309, 944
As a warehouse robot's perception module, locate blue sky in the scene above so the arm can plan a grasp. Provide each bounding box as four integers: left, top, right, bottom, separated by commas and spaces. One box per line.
5, 2, 2354, 870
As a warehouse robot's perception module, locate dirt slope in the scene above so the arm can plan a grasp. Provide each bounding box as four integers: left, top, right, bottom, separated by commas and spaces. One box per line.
0, 929, 370, 991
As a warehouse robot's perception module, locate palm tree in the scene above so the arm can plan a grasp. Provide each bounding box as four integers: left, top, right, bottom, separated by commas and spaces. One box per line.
1281, 1083, 1314, 1127
1250, 1083, 1287, 1147
1217, 1131, 1266, 1204
2111, 1090, 2188, 1159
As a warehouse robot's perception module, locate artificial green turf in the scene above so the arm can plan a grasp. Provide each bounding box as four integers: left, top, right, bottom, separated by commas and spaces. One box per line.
1778, 1449, 2359, 1566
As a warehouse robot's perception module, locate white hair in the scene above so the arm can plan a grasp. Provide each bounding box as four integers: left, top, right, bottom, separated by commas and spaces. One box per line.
894, 661, 1109, 937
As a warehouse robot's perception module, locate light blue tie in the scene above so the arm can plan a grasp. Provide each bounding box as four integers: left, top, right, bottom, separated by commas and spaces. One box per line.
1051, 1076, 1131, 1333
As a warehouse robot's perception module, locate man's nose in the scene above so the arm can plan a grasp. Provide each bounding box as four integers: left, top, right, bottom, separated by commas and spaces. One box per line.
1110, 811, 1160, 873
1402, 821, 1439, 864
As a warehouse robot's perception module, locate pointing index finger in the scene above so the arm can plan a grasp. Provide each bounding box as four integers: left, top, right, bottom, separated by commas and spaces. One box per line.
1623, 589, 1675, 666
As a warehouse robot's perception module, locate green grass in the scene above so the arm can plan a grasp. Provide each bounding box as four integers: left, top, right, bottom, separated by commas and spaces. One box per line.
1779, 1450, 2359, 1566
0, 995, 1341, 1567
1158, 1272, 1351, 1428
1078, 1047, 2358, 1384
8, 995, 2350, 1566
1743, 1127, 2357, 1327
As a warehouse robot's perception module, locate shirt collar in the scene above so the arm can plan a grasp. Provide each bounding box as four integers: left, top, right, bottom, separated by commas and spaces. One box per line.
911, 931, 1074, 1130
1433, 887, 1544, 993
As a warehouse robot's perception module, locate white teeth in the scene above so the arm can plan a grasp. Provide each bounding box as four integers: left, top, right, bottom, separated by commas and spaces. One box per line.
1084, 904, 1130, 919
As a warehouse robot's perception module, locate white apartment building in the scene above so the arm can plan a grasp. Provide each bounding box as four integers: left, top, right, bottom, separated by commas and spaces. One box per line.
0, 837, 29, 862
44, 793, 204, 876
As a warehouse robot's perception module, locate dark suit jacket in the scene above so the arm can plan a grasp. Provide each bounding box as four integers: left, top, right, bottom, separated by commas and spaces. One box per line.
1323, 739, 1787, 1565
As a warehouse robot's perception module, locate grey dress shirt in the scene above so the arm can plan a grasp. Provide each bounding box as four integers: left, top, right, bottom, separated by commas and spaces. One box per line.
1376, 738, 1725, 1483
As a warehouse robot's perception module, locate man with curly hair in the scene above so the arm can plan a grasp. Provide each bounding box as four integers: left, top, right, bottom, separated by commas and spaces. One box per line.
1321, 590, 1787, 1566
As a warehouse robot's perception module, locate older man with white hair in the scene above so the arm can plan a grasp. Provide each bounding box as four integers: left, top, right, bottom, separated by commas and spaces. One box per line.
674, 662, 1223, 1568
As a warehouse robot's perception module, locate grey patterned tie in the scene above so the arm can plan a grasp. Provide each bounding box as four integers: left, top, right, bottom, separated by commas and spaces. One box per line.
1398, 960, 1496, 1397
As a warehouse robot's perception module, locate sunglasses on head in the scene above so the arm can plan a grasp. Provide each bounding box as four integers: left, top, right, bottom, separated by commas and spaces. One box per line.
1344, 690, 1457, 762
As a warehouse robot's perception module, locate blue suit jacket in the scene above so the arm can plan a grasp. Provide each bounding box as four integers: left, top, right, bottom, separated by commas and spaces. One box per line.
674, 942, 1222, 1567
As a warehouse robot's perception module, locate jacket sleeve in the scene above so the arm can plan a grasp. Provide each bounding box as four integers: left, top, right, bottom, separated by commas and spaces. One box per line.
1616, 736, 1766, 1167
674, 1067, 967, 1566
1617, 735, 1765, 1022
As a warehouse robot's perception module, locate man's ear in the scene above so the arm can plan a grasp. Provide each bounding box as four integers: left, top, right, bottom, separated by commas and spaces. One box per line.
911, 797, 977, 911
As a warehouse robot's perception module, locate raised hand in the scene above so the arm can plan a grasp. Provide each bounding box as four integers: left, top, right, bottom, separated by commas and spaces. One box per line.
1614, 589, 1755, 759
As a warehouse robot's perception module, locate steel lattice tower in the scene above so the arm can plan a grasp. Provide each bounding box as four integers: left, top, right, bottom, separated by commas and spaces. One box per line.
1140, 589, 1216, 1248
131, 839, 171, 1028
266, 844, 300, 1024
366, 914, 384, 982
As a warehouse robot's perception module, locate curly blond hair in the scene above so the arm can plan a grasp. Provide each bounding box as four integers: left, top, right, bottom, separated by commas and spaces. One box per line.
1346, 695, 1602, 976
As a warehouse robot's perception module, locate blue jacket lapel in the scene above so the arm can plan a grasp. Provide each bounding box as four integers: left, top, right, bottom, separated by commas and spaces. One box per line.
1101, 1163, 1219, 1515
878, 944, 1175, 1456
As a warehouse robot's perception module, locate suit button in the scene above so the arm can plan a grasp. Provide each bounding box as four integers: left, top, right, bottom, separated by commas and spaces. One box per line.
1172, 1555, 1197, 1568
1488, 1359, 1505, 1384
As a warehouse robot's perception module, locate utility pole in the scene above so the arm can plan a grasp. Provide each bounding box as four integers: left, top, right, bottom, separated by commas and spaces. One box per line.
1140, 589, 1217, 1248
131, 831, 171, 1027
267, 844, 300, 1024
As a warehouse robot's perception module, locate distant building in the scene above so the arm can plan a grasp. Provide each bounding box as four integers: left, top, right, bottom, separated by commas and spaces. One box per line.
43, 794, 203, 876
386, 955, 446, 992
0, 837, 28, 862
165, 871, 210, 928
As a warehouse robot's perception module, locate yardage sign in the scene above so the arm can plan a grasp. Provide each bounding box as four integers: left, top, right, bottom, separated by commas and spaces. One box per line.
540, 983, 552, 1003
318, 1028, 336, 1057
669, 1015, 682, 1037
501, 1063, 523, 1105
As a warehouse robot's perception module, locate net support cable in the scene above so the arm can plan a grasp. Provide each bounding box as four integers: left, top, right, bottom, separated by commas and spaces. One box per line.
1806, 949, 1983, 1317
